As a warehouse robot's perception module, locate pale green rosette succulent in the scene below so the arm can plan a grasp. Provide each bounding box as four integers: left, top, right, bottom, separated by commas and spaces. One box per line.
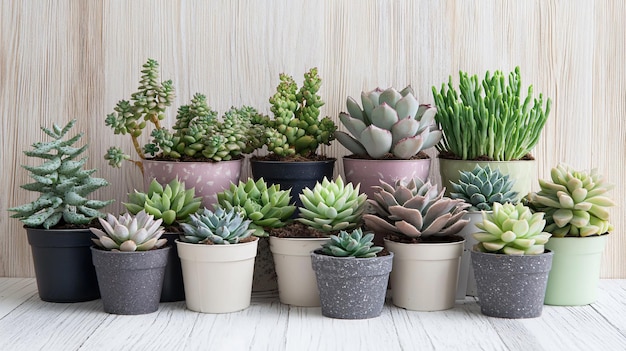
90, 210, 167, 252
179, 207, 254, 245
473, 203, 551, 255
320, 228, 383, 258
449, 165, 518, 211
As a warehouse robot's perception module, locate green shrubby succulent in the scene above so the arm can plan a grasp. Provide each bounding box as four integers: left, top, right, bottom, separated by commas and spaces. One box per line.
335, 86, 442, 159
449, 165, 518, 211
9, 120, 114, 229
216, 178, 296, 237
320, 228, 383, 258
432, 67, 551, 161
526, 164, 615, 237
179, 207, 254, 244
297, 176, 368, 232
473, 203, 551, 255
363, 178, 470, 240
90, 210, 167, 252
123, 178, 202, 226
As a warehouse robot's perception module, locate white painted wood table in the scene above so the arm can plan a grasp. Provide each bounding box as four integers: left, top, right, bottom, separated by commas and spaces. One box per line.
0, 278, 624, 351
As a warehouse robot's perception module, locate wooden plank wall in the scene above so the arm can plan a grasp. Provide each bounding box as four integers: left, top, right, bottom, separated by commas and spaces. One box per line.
1, 0, 624, 278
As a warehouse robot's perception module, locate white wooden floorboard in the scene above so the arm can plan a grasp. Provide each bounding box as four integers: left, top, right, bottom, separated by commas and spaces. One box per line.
591, 280, 626, 337
0, 278, 37, 318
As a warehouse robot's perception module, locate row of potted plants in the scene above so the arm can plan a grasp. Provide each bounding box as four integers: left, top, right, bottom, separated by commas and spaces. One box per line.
7, 62, 615, 319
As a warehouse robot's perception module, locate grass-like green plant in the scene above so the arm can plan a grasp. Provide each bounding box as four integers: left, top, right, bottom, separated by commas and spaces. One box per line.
432, 67, 551, 161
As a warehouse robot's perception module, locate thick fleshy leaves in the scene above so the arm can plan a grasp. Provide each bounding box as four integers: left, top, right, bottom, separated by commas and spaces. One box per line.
370, 103, 399, 130
360, 125, 392, 158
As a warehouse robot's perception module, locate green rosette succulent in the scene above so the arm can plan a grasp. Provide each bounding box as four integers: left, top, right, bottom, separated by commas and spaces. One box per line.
90, 210, 167, 252
297, 176, 368, 232
320, 228, 383, 258
473, 203, 551, 255
216, 178, 296, 237
335, 86, 442, 159
9, 120, 114, 229
526, 164, 615, 237
363, 178, 470, 240
179, 207, 254, 245
123, 178, 202, 226
449, 165, 518, 211
256, 68, 337, 157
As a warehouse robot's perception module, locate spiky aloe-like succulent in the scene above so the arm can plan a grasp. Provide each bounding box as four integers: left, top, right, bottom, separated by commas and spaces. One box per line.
9, 120, 114, 229
90, 210, 167, 252
216, 178, 296, 237
320, 228, 383, 258
297, 176, 368, 232
123, 178, 202, 226
363, 178, 470, 240
526, 164, 615, 237
432, 67, 551, 161
473, 203, 551, 255
179, 207, 254, 244
335, 86, 442, 159
255, 68, 337, 157
449, 165, 518, 211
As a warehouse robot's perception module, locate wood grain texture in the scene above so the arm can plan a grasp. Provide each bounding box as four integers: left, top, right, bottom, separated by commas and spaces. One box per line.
1, 0, 625, 278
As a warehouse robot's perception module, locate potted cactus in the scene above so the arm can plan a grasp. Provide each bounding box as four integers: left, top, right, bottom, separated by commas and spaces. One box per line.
449, 165, 518, 299
90, 210, 170, 315
216, 178, 296, 292
335, 86, 442, 198
269, 176, 368, 307
176, 207, 258, 313
363, 178, 470, 311
526, 164, 615, 305
250, 68, 337, 209
471, 202, 553, 318
432, 67, 551, 201
311, 228, 392, 319
123, 177, 202, 301
8, 120, 114, 302
104, 59, 265, 207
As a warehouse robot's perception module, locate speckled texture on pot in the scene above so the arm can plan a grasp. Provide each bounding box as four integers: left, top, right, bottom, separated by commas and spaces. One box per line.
252, 236, 278, 292
91, 246, 170, 315
471, 250, 553, 319
311, 251, 393, 319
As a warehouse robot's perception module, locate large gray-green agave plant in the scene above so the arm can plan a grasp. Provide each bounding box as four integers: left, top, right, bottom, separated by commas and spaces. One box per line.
335, 86, 442, 159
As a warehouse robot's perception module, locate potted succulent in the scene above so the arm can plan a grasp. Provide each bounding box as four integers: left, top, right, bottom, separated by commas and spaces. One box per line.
448, 165, 518, 299
216, 178, 296, 292
311, 228, 392, 319
176, 207, 258, 313
432, 67, 551, 201
8, 119, 113, 302
363, 178, 470, 311
90, 210, 170, 315
104, 59, 265, 207
269, 176, 368, 307
335, 86, 442, 198
526, 164, 615, 305
250, 67, 337, 208
123, 177, 202, 302
471, 202, 553, 318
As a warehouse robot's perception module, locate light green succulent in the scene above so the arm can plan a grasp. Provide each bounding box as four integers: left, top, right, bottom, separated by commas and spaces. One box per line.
297, 176, 368, 232
216, 178, 296, 237
123, 178, 202, 226
449, 165, 518, 211
9, 120, 114, 229
320, 228, 383, 258
526, 164, 615, 237
473, 203, 551, 255
179, 207, 254, 244
90, 210, 167, 252
363, 178, 470, 240
254, 68, 337, 157
335, 86, 442, 159
432, 67, 551, 161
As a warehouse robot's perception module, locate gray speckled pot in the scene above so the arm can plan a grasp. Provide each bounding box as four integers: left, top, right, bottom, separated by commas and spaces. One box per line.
311, 251, 393, 319
471, 250, 553, 319
92, 246, 170, 315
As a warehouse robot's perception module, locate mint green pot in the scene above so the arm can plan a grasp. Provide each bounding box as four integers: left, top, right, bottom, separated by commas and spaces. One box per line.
544, 235, 608, 306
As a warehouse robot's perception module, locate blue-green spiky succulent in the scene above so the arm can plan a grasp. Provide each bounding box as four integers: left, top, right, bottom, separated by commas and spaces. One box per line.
449, 165, 518, 211
179, 207, 254, 245
320, 228, 383, 258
